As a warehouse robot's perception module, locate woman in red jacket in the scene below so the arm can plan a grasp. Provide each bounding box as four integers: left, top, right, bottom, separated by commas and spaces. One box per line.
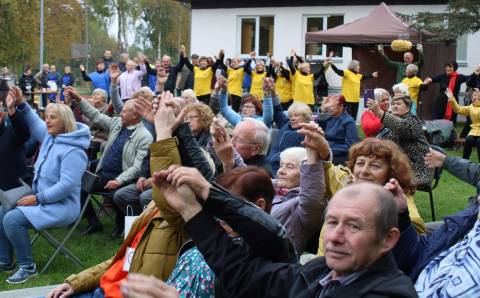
361, 88, 390, 137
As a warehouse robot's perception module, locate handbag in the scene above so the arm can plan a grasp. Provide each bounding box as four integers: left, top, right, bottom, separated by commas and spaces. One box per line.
0, 180, 33, 212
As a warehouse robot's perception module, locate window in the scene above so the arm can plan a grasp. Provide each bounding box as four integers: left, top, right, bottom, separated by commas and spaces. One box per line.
456, 34, 467, 62
304, 15, 344, 58
239, 16, 274, 56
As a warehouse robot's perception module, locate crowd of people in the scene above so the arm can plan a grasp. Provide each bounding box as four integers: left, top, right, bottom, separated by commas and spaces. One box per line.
0, 43, 480, 298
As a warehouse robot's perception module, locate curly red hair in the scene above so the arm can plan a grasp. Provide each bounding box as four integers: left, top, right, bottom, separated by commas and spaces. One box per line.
346, 138, 415, 195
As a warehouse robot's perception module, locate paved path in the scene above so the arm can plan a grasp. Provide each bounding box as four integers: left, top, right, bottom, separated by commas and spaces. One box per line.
0, 285, 58, 298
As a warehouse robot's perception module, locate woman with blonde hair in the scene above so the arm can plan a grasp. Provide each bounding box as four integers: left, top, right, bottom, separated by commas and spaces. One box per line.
1, 87, 89, 284
360, 88, 391, 138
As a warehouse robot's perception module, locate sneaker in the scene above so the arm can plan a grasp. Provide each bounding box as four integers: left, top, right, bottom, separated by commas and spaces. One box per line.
0, 262, 15, 273
6, 264, 37, 284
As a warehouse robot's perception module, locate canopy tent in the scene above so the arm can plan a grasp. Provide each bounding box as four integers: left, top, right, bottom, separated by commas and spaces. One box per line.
305, 3, 454, 120
305, 2, 436, 45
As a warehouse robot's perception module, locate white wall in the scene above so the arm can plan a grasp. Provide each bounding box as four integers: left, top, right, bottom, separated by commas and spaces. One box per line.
191, 4, 479, 89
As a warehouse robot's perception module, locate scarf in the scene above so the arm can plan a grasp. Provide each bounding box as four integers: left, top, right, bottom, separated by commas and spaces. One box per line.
444, 72, 458, 120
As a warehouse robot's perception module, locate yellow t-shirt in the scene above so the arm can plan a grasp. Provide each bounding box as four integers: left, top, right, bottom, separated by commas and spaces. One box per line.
292, 72, 314, 105
341, 69, 363, 103
250, 71, 267, 100
275, 73, 292, 103
402, 76, 423, 102
194, 66, 213, 97
227, 67, 244, 97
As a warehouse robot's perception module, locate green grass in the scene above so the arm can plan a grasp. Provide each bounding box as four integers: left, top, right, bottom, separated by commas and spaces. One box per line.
0, 203, 122, 291
0, 123, 477, 291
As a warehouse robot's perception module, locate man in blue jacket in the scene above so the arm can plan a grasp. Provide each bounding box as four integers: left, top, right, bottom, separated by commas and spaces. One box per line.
316, 94, 359, 165
80, 61, 110, 97
393, 148, 480, 296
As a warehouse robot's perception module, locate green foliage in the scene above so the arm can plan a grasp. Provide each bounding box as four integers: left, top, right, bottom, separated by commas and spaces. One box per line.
398, 0, 480, 42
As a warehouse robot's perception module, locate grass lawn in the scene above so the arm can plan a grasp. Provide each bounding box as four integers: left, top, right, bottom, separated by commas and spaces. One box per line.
0, 124, 477, 292
0, 199, 122, 291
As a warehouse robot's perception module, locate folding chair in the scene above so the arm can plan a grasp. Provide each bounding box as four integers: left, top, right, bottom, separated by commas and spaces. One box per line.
31, 170, 99, 274
416, 145, 446, 221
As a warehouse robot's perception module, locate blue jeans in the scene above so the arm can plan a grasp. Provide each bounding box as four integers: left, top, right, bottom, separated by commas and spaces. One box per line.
0, 208, 34, 267
73, 287, 105, 298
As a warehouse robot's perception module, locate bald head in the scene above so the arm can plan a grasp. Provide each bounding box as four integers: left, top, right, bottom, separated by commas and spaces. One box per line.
403, 52, 414, 64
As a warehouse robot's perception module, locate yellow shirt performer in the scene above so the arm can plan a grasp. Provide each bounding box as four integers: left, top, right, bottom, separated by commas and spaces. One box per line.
287, 49, 329, 107
402, 63, 425, 116
226, 57, 245, 112
244, 51, 268, 101
184, 48, 225, 105
328, 59, 378, 120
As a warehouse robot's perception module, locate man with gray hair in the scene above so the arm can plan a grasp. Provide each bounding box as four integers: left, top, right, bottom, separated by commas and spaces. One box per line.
157, 179, 417, 297
378, 43, 424, 83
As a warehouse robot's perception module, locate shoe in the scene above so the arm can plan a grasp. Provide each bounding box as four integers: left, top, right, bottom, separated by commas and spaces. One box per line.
6, 264, 37, 284
81, 224, 103, 236
110, 226, 124, 240
0, 262, 15, 273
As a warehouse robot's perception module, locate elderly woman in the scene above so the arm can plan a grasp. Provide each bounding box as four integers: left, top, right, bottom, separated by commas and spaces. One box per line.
216, 76, 273, 128
267, 84, 312, 174
367, 91, 433, 186
81, 88, 109, 144
327, 59, 378, 119
316, 138, 426, 256
271, 146, 327, 254
361, 88, 391, 138
181, 89, 197, 105
1, 87, 89, 284
184, 103, 215, 148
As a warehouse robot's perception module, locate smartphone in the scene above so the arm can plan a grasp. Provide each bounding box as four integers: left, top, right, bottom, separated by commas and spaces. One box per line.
363, 89, 374, 108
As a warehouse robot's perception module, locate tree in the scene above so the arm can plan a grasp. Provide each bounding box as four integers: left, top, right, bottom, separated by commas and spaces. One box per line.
399, 0, 480, 42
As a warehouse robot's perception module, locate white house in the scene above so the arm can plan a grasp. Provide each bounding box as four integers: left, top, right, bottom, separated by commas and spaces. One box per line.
190, 0, 480, 95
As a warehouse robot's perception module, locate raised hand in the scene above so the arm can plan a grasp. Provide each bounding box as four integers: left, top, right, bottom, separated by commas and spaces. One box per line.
180, 45, 186, 57
64, 86, 82, 102
367, 98, 382, 117
372, 71, 379, 78
424, 148, 446, 169
6, 87, 21, 116
214, 75, 227, 93
110, 67, 121, 83
384, 178, 408, 213
166, 166, 211, 200
290, 49, 296, 57
152, 166, 201, 221
262, 77, 275, 91
423, 77, 433, 85
297, 122, 330, 161
416, 43, 423, 53
250, 51, 256, 58
153, 91, 184, 140
79, 64, 85, 72
133, 96, 154, 124
210, 118, 235, 171
377, 44, 384, 54
445, 88, 455, 102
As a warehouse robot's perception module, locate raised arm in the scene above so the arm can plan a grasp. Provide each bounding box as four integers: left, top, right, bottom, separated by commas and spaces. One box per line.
5, 91, 30, 145
212, 49, 225, 72
79, 65, 92, 82
243, 58, 253, 76
109, 67, 123, 114
330, 63, 344, 77
216, 76, 241, 126
287, 52, 296, 75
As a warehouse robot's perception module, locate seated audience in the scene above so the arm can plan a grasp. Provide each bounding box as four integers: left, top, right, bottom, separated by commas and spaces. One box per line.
80, 88, 110, 145
1, 87, 89, 284
361, 88, 390, 138
65, 87, 153, 238
316, 94, 359, 165
317, 138, 426, 255
367, 90, 433, 186
181, 89, 198, 104
151, 175, 418, 297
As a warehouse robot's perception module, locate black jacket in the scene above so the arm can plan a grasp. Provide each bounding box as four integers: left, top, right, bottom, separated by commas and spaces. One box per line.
0, 112, 30, 190
185, 192, 417, 298
19, 74, 36, 94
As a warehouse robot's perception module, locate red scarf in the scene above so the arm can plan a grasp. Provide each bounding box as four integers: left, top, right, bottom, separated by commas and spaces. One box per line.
444, 72, 458, 120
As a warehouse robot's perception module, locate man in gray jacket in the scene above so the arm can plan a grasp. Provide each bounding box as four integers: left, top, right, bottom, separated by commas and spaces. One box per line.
65, 86, 153, 238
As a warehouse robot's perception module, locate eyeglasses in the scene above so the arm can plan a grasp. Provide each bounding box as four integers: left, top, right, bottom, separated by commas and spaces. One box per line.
232, 136, 258, 146
185, 115, 199, 121
241, 104, 255, 110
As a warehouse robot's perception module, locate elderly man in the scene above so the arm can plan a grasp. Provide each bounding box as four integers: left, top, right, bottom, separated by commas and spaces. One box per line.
153, 177, 417, 297
378, 44, 424, 84
118, 58, 147, 101
66, 86, 153, 238
118, 53, 129, 73
316, 94, 358, 165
